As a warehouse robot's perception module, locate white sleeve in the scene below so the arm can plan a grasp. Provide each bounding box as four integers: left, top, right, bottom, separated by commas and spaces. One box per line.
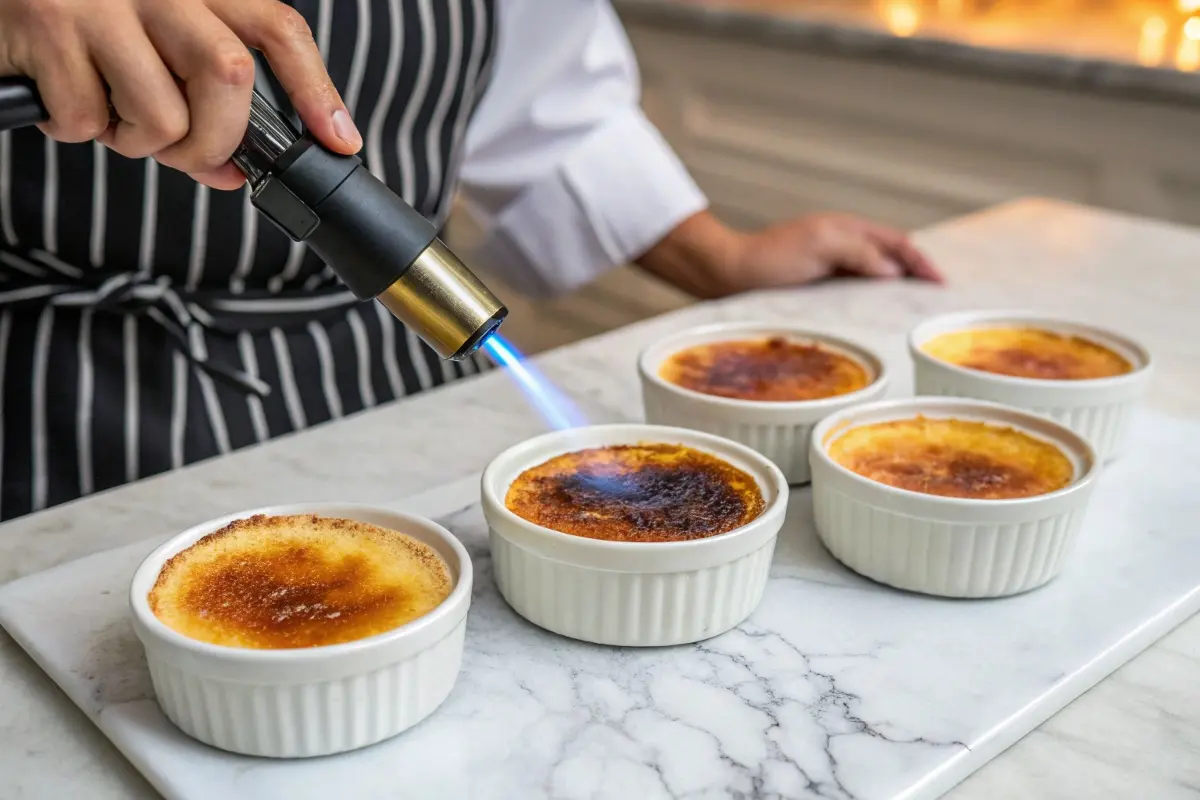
456, 0, 708, 297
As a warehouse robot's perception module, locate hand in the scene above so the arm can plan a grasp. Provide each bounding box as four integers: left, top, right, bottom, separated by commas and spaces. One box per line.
0, 0, 361, 190
636, 211, 942, 299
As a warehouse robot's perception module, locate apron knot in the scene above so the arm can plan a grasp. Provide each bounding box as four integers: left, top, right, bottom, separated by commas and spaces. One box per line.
0, 261, 280, 397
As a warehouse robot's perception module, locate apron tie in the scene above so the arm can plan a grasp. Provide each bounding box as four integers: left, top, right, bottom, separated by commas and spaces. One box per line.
0, 256, 364, 398
46, 273, 274, 397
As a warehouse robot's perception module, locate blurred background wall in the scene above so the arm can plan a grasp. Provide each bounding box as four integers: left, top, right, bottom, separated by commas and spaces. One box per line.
449, 0, 1200, 353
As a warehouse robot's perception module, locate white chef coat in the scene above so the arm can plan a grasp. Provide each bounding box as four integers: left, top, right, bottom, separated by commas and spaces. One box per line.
457, 0, 709, 297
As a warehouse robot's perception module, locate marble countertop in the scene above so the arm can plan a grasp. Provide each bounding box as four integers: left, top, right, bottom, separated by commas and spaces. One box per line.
2, 197, 1199, 798
614, 0, 1200, 107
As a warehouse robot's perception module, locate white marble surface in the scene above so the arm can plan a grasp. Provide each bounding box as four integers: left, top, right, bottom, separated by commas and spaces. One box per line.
1, 198, 1199, 798
2, 416, 1199, 800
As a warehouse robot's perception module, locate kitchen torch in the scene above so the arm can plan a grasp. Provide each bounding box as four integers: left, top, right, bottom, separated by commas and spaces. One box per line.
0, 77, 507, 361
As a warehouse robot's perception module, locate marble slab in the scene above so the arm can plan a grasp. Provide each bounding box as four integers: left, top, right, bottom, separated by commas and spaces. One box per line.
2, 409, 1198, 800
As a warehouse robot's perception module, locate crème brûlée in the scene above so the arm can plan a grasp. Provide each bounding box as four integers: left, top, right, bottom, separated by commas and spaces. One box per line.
828, 417, 1074, 500
660, 337, 870, 402
921, 327, 1133, 381
505, 444, 764, 543
148, 515, 452, 649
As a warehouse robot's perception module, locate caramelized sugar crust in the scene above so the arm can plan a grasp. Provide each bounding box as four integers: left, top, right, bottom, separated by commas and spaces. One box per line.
922, 327, 1133, 380
660, 337, 870, 402
505, 444, 765, 543
148, 515, 451, 649
828, 417, 1074, 500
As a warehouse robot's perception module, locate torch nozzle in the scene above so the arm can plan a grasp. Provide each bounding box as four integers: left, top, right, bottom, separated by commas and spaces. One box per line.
375, 238, 507, 360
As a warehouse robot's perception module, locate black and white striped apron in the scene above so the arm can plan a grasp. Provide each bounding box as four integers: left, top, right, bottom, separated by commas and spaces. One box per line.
0, 0, 497, 520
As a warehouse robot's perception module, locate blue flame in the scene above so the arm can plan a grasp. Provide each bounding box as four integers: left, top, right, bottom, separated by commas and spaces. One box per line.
481, 333, 588, 431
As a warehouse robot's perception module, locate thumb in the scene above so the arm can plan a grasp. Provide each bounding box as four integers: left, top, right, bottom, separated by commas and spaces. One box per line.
836, 240, 904, 279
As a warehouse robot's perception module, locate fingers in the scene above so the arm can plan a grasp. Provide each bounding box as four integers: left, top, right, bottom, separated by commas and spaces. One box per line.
835, 239, 904, 279
191, 162, 247, 191
816, 220, 902, 279
857, 220, 944, 283
891, 238, 943, 282
30, 39, 111, 143
5, 3, 110, 142
218, 0, 361, 153
144, 4, 254, 181
86, 12, 189, 159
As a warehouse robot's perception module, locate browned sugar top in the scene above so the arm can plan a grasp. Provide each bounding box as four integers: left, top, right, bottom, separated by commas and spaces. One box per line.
148, 514, 451, 649
660, 337, 871, 402
828, 417, 1074, 500
505, 443, 765, 543
922, 327, 1133, 381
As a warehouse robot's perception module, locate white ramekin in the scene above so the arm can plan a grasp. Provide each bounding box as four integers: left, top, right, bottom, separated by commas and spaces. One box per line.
481, 424, 789, 646
809, 398, 1099, 599
129, 503, 472, 758
639, 322, 888, 484
909, 310, 1152, 462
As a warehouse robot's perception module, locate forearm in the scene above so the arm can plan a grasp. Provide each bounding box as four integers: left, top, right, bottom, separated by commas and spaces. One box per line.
634, 210, 744, 299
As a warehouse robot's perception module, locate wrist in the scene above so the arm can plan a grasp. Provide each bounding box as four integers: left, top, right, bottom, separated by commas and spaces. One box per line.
634, 210, 746, 299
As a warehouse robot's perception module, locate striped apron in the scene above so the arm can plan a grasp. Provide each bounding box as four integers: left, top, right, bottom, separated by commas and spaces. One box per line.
0, 0, 497, 519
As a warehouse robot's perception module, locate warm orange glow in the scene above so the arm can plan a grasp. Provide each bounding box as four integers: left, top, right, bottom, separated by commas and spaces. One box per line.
1139, 16, 1169, 65
1177, 35, 1200, 70
883, 1, 921, 37
867, 1, 1200, 74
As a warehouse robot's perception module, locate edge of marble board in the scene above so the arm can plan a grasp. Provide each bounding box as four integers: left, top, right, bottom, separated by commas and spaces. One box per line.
905, 582, 1200, 799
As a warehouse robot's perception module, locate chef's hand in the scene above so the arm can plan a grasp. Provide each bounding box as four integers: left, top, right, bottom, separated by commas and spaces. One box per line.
636, 210, 942, 299
0, 0, 361, 190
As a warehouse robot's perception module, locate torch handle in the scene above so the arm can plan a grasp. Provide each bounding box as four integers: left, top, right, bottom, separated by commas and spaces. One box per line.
0, 77, 48, 130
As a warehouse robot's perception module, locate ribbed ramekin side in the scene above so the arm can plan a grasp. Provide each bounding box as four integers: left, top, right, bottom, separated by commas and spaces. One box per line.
490, 530, 777, 646
812, 484, 1086, 598
145, 619, 466, 758
645, 395, 813, 482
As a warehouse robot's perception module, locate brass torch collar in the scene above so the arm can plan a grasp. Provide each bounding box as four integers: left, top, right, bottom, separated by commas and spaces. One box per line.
376, 238, 507, 360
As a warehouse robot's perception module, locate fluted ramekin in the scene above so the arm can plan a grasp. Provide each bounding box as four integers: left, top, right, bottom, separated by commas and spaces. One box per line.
129, 503, 472, 758
639, 323, 888, 484
810, 398, 1099, 598
909, 310, 1151, 461
481, 424, 788, 646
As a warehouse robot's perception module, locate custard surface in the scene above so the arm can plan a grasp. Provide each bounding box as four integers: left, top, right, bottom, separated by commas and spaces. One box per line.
828, 417, 1073, 500
660, 337, 870, 402
149, 515, 451, 649
505, 443, 765, 542
922, 327, 1132, 380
